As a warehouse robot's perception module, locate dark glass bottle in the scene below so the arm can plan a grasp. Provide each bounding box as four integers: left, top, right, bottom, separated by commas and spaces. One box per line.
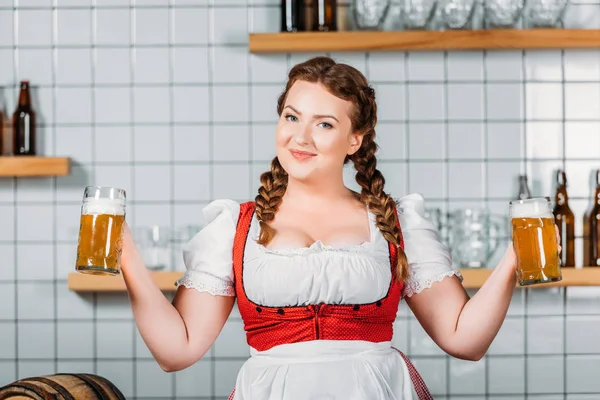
517, 174, 531, 200
12, 81, 36, 156
583, 170, 600, 267
281, 0, 307, 32
553, 170, 575, 267
312, 0, 337, 31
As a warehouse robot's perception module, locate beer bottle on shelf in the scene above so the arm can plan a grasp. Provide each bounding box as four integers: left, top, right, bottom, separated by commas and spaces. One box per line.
553, 169, 575, 267
517, 174, 532, 200
583, 170, 600, 267
12, 81, 36, 156
281, 0, 307, 32
311, 0, 337, 31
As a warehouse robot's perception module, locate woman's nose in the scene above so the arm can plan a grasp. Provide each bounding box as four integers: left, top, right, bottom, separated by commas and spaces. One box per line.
293, 124, 311, 145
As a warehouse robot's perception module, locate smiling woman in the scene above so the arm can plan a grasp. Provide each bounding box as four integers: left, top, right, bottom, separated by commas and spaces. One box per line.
117, 56, 524, 400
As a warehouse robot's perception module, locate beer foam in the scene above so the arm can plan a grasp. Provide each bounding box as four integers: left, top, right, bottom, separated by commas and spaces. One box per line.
510, 200, 553, 219
82, 198, 125, 216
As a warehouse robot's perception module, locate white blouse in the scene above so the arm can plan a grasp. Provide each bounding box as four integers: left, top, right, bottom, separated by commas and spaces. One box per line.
175, 193, 462, 303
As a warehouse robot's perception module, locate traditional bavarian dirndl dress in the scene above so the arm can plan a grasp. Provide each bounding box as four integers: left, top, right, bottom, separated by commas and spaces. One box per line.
176, 193, 462, 400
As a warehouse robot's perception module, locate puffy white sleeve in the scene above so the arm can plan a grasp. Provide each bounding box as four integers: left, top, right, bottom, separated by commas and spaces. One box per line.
398, 193, 463, 297
174, 199, 240, 296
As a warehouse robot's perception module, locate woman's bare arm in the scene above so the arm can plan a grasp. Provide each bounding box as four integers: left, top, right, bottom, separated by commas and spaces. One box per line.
121, 223, 234, 372
405, 245, 517, 361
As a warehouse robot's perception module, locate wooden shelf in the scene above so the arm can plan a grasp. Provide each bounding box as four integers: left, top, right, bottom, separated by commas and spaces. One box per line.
249, 29, 600, 53
68, 268, 600, 293
460, 267, 600, 289
68, 271, 182, 292
0, 156, 70, 177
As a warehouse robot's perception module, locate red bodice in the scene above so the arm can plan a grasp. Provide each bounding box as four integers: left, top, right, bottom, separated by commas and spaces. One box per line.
232, 201, 404, 352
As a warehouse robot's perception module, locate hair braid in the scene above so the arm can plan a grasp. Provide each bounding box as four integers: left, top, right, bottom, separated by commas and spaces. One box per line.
254, 156, 288, 245
350, 131, 409, 281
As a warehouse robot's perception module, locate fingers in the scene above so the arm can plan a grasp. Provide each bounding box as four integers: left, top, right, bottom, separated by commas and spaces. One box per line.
123, 221, 131, 237
120, 221, 136, 252
505, 241, 517, 265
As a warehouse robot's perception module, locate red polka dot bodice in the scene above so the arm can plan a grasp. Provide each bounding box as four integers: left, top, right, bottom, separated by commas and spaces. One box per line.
233, 201, 404, 352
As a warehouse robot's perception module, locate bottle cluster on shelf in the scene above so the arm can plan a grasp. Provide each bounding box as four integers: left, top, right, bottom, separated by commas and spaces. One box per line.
518, 170, 600, 268
281, 0, 338, 32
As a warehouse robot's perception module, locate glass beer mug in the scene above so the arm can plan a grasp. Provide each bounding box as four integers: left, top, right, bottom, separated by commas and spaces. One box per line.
510, 197, 562, 286
75, 186, 126, 276
448, 208, 502, 269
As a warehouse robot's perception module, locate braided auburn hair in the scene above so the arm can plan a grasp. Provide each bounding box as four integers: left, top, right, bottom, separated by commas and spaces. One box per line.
254, 56, 409, 281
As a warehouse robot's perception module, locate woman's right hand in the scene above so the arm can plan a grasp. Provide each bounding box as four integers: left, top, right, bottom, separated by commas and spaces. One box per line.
120, 222, 143, 275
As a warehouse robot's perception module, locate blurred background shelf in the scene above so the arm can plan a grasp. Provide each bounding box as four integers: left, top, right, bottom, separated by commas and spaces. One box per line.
0, 156, 70, 177
68, 268, 600, 292
249, 29, 600, 53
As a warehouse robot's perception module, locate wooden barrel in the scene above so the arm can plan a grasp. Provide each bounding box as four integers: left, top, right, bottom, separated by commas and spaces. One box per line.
0, 373, 126, 400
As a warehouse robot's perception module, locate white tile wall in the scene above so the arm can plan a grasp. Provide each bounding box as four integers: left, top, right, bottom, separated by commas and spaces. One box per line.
1, 0, 600, 399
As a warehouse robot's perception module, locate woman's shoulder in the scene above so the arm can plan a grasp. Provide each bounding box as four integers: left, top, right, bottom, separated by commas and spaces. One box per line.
201, 199, 241, 225
395, 192, 426, 210
393, 193, 429, 222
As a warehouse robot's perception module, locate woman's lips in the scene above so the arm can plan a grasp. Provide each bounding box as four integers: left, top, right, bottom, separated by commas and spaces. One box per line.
289, 149, 317, 161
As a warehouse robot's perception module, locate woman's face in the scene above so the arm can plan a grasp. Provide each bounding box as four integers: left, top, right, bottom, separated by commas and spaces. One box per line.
275, 80, 362, 182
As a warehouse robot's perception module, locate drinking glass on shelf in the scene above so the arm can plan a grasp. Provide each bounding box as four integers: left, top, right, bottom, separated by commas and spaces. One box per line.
353, 0, 391, 30
403, 0, 438, 29
136, 225, 171, 271
448, 208, 502, 269
524, 0, 569, 28
439, 0, 477, 29
484, 0, 525, 28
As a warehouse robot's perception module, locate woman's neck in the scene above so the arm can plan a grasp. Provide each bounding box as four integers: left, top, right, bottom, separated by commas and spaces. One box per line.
283, 174, 357, 208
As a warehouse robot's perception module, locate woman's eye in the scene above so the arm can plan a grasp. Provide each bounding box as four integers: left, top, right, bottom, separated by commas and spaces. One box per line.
318, 122, 332, 129
285, 114, 298, 122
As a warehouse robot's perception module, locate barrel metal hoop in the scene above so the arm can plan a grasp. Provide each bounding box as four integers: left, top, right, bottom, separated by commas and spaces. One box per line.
74, 374, 110, 400
0, 381, 56, 400
82, 374, 126, 400
22, 377, 74, 400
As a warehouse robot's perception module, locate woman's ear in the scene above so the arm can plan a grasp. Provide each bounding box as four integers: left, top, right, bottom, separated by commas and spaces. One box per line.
347, 133, 363, 156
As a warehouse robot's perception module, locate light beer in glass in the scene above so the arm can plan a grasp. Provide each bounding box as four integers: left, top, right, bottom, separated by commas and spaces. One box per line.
510, 197, 562, 286
76, 186, 126, 276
